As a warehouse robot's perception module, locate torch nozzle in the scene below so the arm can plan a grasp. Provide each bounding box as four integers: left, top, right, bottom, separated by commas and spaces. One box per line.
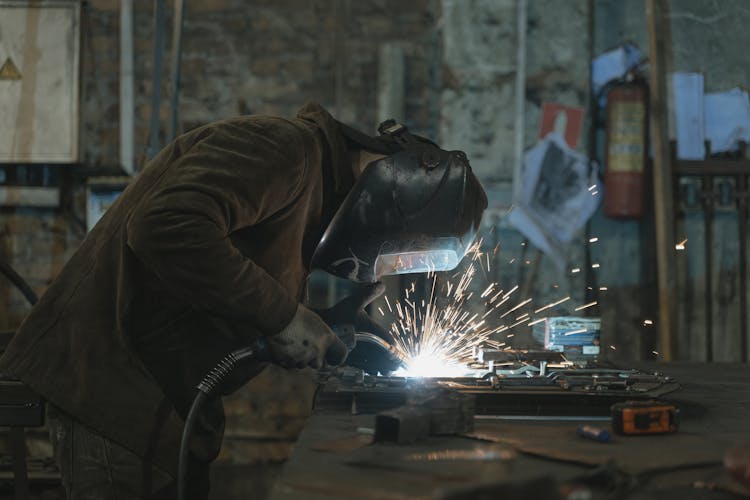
353, 332, 407, 366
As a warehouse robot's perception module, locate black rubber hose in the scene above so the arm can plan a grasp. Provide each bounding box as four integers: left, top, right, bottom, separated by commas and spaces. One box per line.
0, 260, 37, 306
178, 391, 207, 500
178, 343, 266, 500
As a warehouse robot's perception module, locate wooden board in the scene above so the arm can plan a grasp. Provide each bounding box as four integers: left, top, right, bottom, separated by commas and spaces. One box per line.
0, 1, 80, 163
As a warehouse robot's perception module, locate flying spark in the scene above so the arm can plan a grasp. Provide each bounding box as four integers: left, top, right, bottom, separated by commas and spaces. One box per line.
385, 244, 523, 377
675, 238, 688, 251
500, 298, 532, 319
380, 233, 608, 378
575, 301, 598, 311
527, 317, 548, 326
535, 296, 571, 314
564, 328, 587, 336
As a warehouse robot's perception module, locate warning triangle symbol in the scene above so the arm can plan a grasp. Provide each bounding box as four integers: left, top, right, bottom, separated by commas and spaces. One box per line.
0, 57, 22, 80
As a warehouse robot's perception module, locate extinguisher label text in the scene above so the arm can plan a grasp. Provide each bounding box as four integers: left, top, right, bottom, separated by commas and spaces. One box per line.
607, 101, 646, 173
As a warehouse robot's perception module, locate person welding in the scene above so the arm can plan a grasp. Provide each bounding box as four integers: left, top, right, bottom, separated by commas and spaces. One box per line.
0, 102, 487, 499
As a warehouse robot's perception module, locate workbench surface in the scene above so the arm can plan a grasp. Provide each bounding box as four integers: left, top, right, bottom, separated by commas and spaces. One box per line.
269, 362, 749, 499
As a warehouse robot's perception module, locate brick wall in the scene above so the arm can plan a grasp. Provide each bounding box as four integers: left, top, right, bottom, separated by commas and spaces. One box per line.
1, 0, 440, 329
80, 0, 439, 167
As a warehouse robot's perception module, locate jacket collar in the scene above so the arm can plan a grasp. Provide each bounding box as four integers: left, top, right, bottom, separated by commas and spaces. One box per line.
296, 102, 354, 202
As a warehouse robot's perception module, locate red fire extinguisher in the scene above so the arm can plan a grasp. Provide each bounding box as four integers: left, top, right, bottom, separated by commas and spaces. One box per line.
603, 76, 649, 218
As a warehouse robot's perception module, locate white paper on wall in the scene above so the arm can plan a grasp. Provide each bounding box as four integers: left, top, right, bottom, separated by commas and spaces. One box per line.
704, 87, 750, 154
672, 72, 706, 160
508, 134, 601, 272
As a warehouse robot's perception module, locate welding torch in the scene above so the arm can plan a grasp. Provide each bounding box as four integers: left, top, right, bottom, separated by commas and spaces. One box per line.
317, 282, 406, 374
178, 339, 271, 500
178, 325, 402, 499
332, 323, 406, 371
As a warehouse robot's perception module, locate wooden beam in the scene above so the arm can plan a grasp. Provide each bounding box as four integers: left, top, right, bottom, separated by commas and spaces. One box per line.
646, 0, 678, 360
0, 186, 59, 208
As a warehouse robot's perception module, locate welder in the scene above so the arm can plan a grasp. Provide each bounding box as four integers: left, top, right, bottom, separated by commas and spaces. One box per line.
0, 102, 486, 499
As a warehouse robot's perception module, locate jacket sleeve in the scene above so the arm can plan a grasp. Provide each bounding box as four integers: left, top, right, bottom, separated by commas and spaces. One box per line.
126, 120, 304, 336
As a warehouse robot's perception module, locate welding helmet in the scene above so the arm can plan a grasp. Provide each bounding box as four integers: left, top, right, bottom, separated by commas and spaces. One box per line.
311, 119, 488, 283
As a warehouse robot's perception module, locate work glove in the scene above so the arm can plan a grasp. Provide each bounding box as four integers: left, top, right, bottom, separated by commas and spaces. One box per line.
316, 282, 386, 340
268, 304, 349, 369
316, 283, 403, 375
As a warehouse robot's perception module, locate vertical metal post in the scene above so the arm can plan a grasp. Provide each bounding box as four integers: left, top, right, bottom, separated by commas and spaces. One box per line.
511, 0, 527, 202
147, 0, 166, 160
703, 174, 714, 361
738, 171, 748, 362
167, 0, 185, 142
376, 44, 405, 125
584, 0, 600, 309
430, 0, 442, 142
119, 0, 135, 174
646, 0, 678, 360
329, 0, 348, 305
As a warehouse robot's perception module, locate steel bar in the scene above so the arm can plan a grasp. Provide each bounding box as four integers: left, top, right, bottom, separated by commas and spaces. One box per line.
739, 169, 749, 363
703, 174, 714, 361
673, 160, 750, 176
119, 0, 135, 174
167, 0, 185, 142
147, 0, 166, 160
511, 0, 527, 201
646, 0, 678, 360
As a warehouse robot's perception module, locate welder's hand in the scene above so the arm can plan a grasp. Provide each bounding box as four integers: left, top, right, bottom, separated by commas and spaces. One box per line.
268, 304, 348, 369
316, 283, 401, 375
725, 445, 750, 490
316, 282, 387, 341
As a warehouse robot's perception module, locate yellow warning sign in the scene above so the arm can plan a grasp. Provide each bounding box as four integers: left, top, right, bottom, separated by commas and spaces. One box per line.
0, 57, 22, 80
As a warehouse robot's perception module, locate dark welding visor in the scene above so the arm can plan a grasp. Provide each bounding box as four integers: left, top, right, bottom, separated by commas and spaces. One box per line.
311, 120, 488, 283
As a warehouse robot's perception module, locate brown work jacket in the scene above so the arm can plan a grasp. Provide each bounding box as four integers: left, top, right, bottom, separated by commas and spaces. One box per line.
0, 103, 354, 477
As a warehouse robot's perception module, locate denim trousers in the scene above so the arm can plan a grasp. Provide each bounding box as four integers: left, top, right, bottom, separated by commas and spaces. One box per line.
46, 405, 210, 500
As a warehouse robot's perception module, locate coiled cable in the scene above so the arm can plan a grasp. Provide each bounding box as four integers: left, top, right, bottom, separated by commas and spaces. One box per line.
178, 342, 266, 500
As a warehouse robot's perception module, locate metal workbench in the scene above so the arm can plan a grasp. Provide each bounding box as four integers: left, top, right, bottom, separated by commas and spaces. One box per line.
269, 362, 749, 499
